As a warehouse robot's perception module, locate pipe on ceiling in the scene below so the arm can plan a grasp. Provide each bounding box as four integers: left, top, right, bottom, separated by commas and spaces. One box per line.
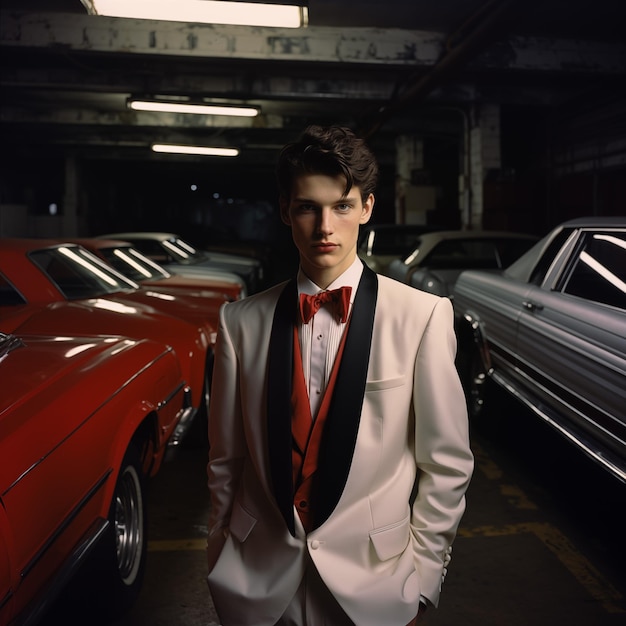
362, 0, 521, 138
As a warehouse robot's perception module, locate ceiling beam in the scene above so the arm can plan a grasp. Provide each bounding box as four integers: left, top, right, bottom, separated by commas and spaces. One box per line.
0, 70, 398, 103
0, 11, 442, 67
2, 11, 625, 74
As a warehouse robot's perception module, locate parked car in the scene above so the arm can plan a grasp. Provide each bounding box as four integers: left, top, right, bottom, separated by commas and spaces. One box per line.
71, 238, 244, 303
0, 330, 189, 624
452, 217, 626, 483
358, 223, 441, 274
98, 232, 265, 293
386, 230, 538, 297
0, 238, 213, 440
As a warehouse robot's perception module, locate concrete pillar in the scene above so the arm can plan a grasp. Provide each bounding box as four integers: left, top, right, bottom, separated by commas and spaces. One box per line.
395, 135, 435, 225
468, 103, 501, 229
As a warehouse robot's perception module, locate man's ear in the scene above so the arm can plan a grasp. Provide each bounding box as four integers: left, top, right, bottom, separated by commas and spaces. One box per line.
360, 193, 375, 225
279, 196, 291, 225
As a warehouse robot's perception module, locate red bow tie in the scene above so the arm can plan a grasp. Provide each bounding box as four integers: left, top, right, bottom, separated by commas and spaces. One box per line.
299, 286, 352, 324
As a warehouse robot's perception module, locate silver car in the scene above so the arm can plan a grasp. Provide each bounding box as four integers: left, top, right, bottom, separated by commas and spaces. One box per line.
358, 224, 439, 275
386, 230, 537, 297
453, 217, 626, 483
98, 232, 263, 293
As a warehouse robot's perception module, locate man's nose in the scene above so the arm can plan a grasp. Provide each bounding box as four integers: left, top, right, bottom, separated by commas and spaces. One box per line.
317, 207, 333, 235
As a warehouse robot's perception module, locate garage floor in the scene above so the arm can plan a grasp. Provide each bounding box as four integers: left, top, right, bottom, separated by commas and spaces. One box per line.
45, 388, 626, 626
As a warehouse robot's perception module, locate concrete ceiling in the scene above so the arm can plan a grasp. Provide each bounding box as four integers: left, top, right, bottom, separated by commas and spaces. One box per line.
1, 0, 625, 173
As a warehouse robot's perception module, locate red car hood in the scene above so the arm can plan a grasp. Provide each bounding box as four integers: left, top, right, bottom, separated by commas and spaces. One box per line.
3, 299, 210, 361
0, 333, 158, 421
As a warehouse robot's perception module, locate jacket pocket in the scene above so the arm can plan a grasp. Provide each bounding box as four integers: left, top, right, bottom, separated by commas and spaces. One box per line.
230, 499, 257, 543
365, 375, 406, 392
369, 514, 410, 561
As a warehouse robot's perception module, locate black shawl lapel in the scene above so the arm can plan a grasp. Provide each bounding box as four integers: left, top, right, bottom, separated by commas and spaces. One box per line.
266, 265, 379, 536
312, 264, 378, 529
267, 278, 298, 535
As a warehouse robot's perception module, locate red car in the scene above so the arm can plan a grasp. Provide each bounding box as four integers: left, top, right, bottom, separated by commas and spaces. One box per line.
0, 331, 189, 625
69, 237, 244, 304
0, 238, 215, 440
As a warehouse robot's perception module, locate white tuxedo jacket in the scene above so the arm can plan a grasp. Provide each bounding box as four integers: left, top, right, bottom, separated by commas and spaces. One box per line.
206, 265, 473, 626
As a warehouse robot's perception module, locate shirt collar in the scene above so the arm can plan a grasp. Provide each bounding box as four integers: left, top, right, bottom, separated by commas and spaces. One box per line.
297, 257, 364, 304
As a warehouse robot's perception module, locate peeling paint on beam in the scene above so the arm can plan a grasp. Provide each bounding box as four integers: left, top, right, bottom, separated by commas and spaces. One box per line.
3, 11, 625, 75
0, 11, 443, 66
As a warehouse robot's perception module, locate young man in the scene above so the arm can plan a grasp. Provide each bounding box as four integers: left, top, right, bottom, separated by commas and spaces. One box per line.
206, 125, 473, 626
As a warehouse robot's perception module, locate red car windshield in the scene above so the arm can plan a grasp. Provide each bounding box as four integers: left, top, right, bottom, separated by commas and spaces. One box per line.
29, 245, 139, 300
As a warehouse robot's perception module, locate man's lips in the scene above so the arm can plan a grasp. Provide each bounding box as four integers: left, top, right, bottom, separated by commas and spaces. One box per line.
312, 242, 338, 252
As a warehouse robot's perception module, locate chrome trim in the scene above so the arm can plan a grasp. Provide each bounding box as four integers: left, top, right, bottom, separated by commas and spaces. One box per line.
0, 332, 25, 361
491, 370, 626, 484
488, 334, 626, 441
463, 310, 493, 373
166, 402, 197, 451
542, 229, 580, 289
157, 380, 187, 410
515, 354, 624, 433
164, 386, 199, 459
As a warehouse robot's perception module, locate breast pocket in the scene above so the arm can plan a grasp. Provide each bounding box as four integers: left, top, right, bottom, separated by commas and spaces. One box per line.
365, 375, 406, 393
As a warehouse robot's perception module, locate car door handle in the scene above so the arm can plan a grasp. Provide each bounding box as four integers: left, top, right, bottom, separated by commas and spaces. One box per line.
522, 300, 544, 311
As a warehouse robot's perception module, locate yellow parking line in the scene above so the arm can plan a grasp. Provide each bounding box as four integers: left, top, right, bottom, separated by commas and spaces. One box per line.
499, 484, 538, 510
472, 441, 503, 480
147, 443, 623, 614
458, 522, 624, 613
150, 524, 624, 613
474, 441, 538, 509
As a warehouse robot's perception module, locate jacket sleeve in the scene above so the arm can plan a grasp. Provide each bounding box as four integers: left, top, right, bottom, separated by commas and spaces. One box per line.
410, 296, 474, 606
206, 302, 247, 539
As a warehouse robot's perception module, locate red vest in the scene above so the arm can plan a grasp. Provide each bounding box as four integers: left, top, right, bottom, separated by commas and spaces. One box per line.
291, 323, 350, 532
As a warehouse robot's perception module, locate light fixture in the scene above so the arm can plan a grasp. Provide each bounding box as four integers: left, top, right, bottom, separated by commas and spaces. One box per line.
80, 0, 308, 28
152, 144, 240, 157
128, 99, 259, 117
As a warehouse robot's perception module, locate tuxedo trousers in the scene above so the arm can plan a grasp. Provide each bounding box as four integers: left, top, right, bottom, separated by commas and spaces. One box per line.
275, 552, 355, 626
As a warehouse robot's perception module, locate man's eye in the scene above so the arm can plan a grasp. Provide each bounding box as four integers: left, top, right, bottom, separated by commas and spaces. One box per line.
336, 204, 352, 211
297, 204, 317, 212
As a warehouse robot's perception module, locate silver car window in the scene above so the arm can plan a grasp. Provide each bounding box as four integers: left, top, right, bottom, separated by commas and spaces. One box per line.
561, 230, 626, 310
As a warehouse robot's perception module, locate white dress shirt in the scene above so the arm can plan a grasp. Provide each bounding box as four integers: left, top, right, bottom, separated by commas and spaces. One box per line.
296, 258, 363, 418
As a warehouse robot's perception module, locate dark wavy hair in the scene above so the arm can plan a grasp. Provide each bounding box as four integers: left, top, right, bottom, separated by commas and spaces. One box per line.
276, 125, 379, 202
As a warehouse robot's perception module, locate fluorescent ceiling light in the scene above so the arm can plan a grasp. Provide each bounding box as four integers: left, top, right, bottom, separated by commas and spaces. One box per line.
129, 100, 258, 117
81, 0, 308, 28
152, 144, 240, 157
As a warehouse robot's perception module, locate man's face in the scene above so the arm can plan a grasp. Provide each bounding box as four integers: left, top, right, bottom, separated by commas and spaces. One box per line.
280, 173, 374, 287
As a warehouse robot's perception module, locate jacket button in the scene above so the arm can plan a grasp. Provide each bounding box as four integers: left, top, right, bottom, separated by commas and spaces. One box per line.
310, 540, 320, 549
